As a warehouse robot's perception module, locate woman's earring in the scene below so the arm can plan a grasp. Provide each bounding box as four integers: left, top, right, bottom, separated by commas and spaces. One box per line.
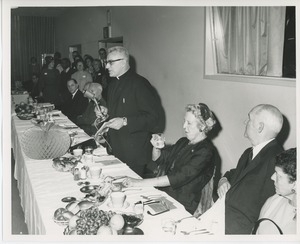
292, 188, 296, 194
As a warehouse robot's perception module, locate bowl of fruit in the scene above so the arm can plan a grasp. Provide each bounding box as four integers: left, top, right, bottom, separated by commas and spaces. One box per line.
63, 206, 125, 235
15, 102, 35, 120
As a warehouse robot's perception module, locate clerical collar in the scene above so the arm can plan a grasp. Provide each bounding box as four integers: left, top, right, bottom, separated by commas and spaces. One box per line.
116, 68, 130, 80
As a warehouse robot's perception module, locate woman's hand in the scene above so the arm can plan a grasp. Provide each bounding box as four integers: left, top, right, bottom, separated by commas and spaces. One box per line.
150, 134, 165, 149
122, 177, 142, 188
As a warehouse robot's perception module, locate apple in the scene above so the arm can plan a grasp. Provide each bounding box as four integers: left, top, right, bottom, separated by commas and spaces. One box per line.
66, 201, 80, 214
68, 215, 80, 230
97, 225, 113, 235
62, 210, 74, 220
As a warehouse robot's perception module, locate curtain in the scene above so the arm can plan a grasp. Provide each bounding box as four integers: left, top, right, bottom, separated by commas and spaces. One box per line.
11, 15, 55, 86
211, 7, 286, 77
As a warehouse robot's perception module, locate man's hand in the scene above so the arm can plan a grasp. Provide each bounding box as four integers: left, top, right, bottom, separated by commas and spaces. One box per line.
217, 177, 231, 198
106, 117, 124, 130
94, 106, 108, 118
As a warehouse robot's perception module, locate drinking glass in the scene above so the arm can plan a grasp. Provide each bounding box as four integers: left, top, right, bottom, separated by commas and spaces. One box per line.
161, 218, 177, 234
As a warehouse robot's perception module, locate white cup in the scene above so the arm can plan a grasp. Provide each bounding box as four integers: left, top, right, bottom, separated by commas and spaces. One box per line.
110, 192, 126, 208
89, 166, 102, 179
73, 149, 83, 156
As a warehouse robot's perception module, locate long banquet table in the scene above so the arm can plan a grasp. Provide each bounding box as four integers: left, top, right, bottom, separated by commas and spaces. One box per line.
11, 109, 224, 238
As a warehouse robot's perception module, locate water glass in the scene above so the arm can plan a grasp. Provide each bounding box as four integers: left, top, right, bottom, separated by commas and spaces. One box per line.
134, 202, 144, 215
84, 146, 94, 163
161, 218, 177, 234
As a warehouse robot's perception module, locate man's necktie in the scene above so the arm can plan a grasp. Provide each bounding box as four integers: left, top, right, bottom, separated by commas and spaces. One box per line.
245, 148, 253, 169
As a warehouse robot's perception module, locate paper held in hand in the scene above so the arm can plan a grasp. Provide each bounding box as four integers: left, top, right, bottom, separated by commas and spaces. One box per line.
95, 121, 111, 137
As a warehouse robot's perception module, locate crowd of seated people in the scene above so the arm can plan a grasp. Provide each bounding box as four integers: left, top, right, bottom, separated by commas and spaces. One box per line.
23, 48, 110, 118
21, 47, 296, 235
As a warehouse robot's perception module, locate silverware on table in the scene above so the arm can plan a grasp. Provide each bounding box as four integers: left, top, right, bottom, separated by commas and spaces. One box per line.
175, 216, 195, 223
180, 229, 207, 235
122, 188, 142, 191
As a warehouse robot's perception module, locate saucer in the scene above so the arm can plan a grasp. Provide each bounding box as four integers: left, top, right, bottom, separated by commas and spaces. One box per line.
107, 201, 130, 210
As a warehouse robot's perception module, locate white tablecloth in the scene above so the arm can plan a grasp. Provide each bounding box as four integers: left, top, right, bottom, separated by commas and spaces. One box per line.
11, 112, 223, 239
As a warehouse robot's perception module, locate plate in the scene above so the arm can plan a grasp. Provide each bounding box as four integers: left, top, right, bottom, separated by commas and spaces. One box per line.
58, 123, 79, 129
61, 197, 77, 203
107, 201, 130, 210
17, 113, 35, 120
80, 185, 99, 194
52, 157, 78, 172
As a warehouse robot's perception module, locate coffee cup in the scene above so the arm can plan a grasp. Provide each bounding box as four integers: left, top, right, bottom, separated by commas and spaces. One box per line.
110, 192, 126, 208
89, 166, 102, 179
73, 149, 83, 156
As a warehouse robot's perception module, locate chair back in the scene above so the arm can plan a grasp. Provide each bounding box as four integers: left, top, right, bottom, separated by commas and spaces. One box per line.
193, 168, 215, 218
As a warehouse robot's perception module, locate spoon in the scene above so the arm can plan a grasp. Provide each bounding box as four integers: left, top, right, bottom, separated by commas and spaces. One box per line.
175, 216, 195, 223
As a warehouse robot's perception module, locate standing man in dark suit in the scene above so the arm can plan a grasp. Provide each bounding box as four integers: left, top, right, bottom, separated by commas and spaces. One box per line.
98, 48, 110, 100
98, 48, 107, 72
61, 79, 88, 123
99, 46, 162, 177
217, 104, 284, 234
60, 58, 75, 103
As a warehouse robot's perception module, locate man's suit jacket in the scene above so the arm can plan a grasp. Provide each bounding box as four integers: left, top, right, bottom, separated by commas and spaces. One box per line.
60, 68, 75, 102
224, 139, 283, 234
61, 90, 88, 123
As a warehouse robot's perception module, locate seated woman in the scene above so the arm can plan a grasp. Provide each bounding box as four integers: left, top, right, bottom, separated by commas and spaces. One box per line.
122, 103, 218, 214
254, 148, 296, 234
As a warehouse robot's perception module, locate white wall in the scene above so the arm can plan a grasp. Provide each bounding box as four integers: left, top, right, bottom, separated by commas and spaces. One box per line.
55, 6, 296, 174
55, 7, 107, 59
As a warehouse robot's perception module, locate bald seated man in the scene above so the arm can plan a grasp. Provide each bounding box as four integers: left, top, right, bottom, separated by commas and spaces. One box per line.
217, 104, 284, 234
75, 82, 107, 136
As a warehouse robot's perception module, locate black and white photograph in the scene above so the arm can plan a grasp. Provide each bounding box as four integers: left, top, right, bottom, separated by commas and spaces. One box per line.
2, 0, 299, 243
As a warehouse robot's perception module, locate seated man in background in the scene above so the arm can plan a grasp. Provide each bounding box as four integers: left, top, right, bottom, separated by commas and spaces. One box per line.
75, 82, 106, 136
61, 79, 88, 123
217, 104, 284, 234
23, 73, 40, 100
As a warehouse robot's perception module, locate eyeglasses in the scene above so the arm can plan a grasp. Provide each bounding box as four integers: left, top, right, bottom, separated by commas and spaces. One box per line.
105, 58, 124, 66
